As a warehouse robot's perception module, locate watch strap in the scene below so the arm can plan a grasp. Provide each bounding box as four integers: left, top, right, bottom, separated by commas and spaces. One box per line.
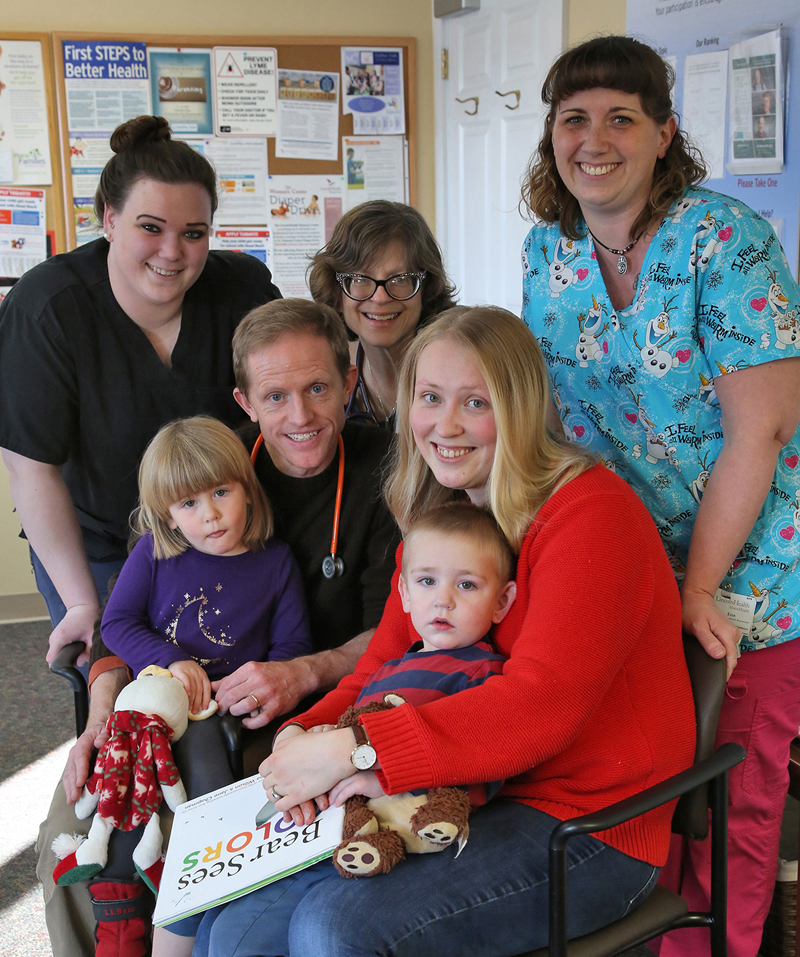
352, 723, 369, 746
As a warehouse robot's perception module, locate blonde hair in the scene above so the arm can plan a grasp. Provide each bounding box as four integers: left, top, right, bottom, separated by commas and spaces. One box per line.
403, 502, 515, 583
135, 416, 272, 559
385, 307, 595, 550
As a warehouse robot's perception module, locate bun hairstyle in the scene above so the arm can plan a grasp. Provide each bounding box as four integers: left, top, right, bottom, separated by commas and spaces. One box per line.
94, 115, 218, 221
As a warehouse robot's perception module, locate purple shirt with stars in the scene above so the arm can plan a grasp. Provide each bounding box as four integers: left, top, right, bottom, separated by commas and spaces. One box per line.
101, 533, 311, 679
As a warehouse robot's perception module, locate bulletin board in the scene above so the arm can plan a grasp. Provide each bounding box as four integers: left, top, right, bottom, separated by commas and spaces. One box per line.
50, 32, 417, 251
0, 33, 66, 260
627, 1, 800, 278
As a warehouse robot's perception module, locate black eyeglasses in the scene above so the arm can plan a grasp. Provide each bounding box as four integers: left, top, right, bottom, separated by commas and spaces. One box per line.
336, 271, 426, 302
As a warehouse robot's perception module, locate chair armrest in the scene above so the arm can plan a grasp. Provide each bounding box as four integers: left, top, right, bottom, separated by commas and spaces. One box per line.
549, 742, 745, 847
547, 742, 745, 957
49, 640, 83, 674
49, 641, 89, 737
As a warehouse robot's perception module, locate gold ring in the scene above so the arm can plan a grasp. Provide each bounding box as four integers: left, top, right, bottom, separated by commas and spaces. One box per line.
249, 693, 260, 709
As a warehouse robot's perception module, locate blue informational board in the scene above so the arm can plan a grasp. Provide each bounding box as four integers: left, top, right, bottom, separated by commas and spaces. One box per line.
627, 1, 799, 279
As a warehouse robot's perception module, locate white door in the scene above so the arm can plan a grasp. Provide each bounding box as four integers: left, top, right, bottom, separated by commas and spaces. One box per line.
434, 0, 564, 314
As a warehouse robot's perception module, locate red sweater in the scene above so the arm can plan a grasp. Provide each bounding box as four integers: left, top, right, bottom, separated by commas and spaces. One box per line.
298, 464, 696, 866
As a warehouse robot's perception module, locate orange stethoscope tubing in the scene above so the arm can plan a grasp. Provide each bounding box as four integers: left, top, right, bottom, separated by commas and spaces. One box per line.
250, 432, 346, 577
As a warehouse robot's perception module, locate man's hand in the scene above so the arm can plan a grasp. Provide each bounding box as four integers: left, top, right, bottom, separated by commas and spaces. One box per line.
212, 658, 315, 729
47, 603, 100, 666
62, 721, 108, 804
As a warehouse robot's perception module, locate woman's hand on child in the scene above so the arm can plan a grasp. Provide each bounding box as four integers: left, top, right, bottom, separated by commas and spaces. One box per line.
259, 727, 356, 810
169, 659, 212, 715
328, 771, 385, 806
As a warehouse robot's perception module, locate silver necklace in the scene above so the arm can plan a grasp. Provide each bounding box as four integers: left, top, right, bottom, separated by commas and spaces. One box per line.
588, 229, 641, 275
365, 355, 395, 422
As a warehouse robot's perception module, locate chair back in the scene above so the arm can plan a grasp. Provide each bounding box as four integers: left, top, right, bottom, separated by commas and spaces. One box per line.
670, 632, 727, 840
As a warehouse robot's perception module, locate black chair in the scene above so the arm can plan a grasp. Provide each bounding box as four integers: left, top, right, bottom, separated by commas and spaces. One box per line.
523, 635, 745, 957
50, 639, 258, 780
49, 640, 89, 738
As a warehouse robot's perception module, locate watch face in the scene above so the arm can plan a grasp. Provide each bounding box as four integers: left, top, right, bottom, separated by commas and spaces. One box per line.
351, 744, 377, 771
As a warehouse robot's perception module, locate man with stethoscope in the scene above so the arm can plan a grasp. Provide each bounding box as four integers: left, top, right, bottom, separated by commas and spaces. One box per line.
219, 297, 400, 726
41, 298, 400, 957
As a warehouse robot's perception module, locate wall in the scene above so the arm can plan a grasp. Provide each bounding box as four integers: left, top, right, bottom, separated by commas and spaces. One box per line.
567, 0, 625, 42
0, 0, 625, 600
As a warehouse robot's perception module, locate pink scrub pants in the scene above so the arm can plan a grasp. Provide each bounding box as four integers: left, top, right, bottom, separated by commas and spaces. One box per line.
654, 636, 800, 957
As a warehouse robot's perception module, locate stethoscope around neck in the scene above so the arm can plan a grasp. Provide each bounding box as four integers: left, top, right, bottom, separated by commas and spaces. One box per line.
250, 432, 346, 579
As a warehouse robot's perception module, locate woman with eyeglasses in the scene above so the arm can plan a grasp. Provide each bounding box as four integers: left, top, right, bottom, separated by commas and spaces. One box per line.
309, 201, 457, 429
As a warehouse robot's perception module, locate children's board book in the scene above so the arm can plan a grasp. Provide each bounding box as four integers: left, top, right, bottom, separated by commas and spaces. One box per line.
153, 774, 345, 926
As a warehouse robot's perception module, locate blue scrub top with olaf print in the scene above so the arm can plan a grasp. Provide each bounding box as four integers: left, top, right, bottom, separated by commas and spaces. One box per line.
521, 186, 800, 652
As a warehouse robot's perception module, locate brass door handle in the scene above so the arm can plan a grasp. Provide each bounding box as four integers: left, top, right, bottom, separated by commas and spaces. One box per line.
455, 96, 479, 115
495, 89, 521, 110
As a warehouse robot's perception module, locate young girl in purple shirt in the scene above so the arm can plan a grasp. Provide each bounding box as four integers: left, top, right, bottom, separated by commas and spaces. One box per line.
101, 416, 311, 957
102, 416, 311, 713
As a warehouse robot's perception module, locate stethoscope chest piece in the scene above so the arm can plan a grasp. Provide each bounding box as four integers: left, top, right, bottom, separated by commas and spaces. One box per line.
252, 431, 347, 583
322, 554, 345, 579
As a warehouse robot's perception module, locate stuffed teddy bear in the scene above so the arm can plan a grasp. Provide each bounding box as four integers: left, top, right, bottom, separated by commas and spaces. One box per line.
332, 694, 472, 878
51, 664, 216, 894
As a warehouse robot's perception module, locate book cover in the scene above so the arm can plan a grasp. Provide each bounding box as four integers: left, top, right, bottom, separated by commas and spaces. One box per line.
153, 774, 345, 927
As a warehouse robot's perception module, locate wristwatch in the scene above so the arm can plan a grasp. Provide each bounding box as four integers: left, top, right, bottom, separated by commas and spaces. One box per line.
350, 723, 377, 771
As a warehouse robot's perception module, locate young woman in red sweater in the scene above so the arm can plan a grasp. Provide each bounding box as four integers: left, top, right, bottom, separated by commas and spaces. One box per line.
195, 306, 696, 957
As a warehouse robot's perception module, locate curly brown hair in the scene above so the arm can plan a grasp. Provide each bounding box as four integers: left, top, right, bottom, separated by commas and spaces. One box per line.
308, 201, 457, 339
520, 36, 707, 241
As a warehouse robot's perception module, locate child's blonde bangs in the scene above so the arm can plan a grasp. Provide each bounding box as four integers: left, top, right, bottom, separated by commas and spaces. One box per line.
136, 417, 272, 559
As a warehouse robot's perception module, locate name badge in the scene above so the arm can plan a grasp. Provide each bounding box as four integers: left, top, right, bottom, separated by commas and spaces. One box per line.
714, 589, 756, 655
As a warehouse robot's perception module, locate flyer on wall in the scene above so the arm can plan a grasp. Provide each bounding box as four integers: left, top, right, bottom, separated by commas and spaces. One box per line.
0, 40, 52, 185
153, 774, 344, 927
727, 29, 784, 175
682, 51, 728, 180
148, 48, 213, 137
63, 40, 151, 244
69, 133, 113, 244
341, 47, 405, 135
0, 187, 46, 276
268, 175, 344, 297
275, 69, 339, 161
63, 41, 150, 135
210, 227, 273, 271
342, 135, 407, 211
213, 47, 278, 137
188, 137, 268, 225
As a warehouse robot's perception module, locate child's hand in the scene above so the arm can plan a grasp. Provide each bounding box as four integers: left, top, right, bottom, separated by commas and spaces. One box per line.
328, 771, 384, 806
309, 724, 336, 733
280, 794, 329, 827
169, 660, 211, 715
